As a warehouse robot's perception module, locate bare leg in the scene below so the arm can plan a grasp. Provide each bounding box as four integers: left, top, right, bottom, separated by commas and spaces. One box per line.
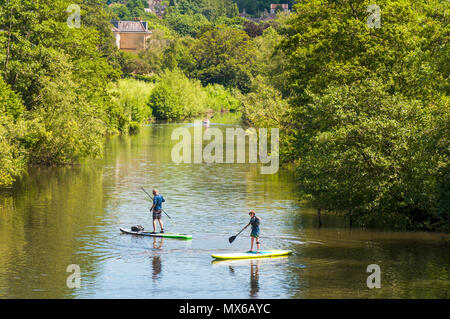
249, 237, 254, 252
158, 219, 164, 231
256, 239, 260, 253
153, 219, 157, 233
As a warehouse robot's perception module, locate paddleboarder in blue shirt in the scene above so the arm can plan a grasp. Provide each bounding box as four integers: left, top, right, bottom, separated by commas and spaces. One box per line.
246, 210, 261, 253
151, 189, 165, 234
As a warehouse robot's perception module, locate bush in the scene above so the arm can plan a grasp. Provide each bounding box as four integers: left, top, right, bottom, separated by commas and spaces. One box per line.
148, 69, 207, 120
205, 84, 240, 113
108, 79, 155, 133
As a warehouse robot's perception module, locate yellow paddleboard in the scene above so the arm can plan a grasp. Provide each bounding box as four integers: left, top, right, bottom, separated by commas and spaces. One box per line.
211, 250, 292, 260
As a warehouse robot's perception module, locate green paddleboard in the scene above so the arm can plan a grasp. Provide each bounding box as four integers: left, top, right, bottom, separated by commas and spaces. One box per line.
120, 228, 192, 240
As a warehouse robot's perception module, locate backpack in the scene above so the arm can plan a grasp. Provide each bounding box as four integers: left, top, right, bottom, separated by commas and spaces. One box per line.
131, 225, 144, 232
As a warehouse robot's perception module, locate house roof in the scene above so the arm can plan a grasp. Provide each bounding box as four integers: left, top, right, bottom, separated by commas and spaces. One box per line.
111, 21, 152, 33
270, 4, 289, 9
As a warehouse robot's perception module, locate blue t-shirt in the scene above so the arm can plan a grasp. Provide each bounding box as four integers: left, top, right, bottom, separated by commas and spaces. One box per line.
250, 216, 260, 231
153, 194, 165, 210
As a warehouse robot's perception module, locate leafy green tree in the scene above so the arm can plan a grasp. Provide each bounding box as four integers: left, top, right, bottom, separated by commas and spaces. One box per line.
252, 26, 288, 95
108, 3, 131, 20
192, 26, 257, 92
279, 0, 448, 109
234, 0, 295, 16
161, 37, 197, 74
108, 78, 155, 134
0, 77, 27, 186
23, 49, 106, 165
0, 0, 117, 168
168, 0, 238, 20
241, 76, 290, 128
164, 11, 211, 37
205, 83, 240, 112
295, 79, 448, 229
126, 0, 147, 18
201, 0, 239, 21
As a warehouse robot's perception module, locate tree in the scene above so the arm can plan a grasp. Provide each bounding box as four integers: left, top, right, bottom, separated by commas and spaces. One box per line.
108, 3, 131, 20
164, 11, 211, 37
234, 0, 295, 16
295, 79, 448, 229
273, 0, 449, 229
167, 0, 238, 20
0, 77, 27, 186
192, 25, 257, 92
0, 0, 117, 168
279, 0, 448, 109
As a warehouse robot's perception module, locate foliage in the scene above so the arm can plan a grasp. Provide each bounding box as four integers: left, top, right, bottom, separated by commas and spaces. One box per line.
294, 79, 448, 230
0, 78, 27, 186
241, 76, 289, 128
22, 49, 106, 165
148, 69, 207, 120
234, 0, 295, 16
164, 11, 211, 37
252, 26, 289, 95
160, 37, 197, 74
243, 20, 270, 37
192, 25, 257, 92
0, 0, 119, 182
266, 0, 450, 229
108, 0, 148, 20
204, 83, 240, 112
108, 78, 155, 134
167, 0, 239, 21
279, 0, 449, 109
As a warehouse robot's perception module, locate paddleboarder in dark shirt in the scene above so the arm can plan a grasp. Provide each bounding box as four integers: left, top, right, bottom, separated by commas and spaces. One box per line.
245, 210, 261, 253
151, 189, 165, 233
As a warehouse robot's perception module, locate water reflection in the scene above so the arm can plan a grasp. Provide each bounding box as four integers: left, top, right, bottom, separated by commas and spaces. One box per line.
250, 260, 260, 298
151, 238, 163, 283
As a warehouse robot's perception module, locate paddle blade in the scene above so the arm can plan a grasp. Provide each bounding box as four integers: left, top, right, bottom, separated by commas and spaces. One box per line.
228, 236, 236, 244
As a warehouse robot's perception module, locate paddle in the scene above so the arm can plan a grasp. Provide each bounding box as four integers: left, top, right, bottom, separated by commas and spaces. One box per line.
228, 224, 249, 244
141, 187, 172, 219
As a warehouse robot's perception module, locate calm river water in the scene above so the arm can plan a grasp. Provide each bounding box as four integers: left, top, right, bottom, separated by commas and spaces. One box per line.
0, 123, 448, 298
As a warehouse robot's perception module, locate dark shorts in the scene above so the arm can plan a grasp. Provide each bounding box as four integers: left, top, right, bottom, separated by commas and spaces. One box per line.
153, 209, 162, 220
250, 228, 260, 238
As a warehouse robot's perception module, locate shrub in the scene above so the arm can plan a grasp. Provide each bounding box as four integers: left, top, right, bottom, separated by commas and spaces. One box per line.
148, 69, 207, 120
108, 79, 155, 133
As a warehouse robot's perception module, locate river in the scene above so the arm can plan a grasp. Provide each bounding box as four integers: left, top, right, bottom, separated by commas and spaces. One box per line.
0, 122, 448, 298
